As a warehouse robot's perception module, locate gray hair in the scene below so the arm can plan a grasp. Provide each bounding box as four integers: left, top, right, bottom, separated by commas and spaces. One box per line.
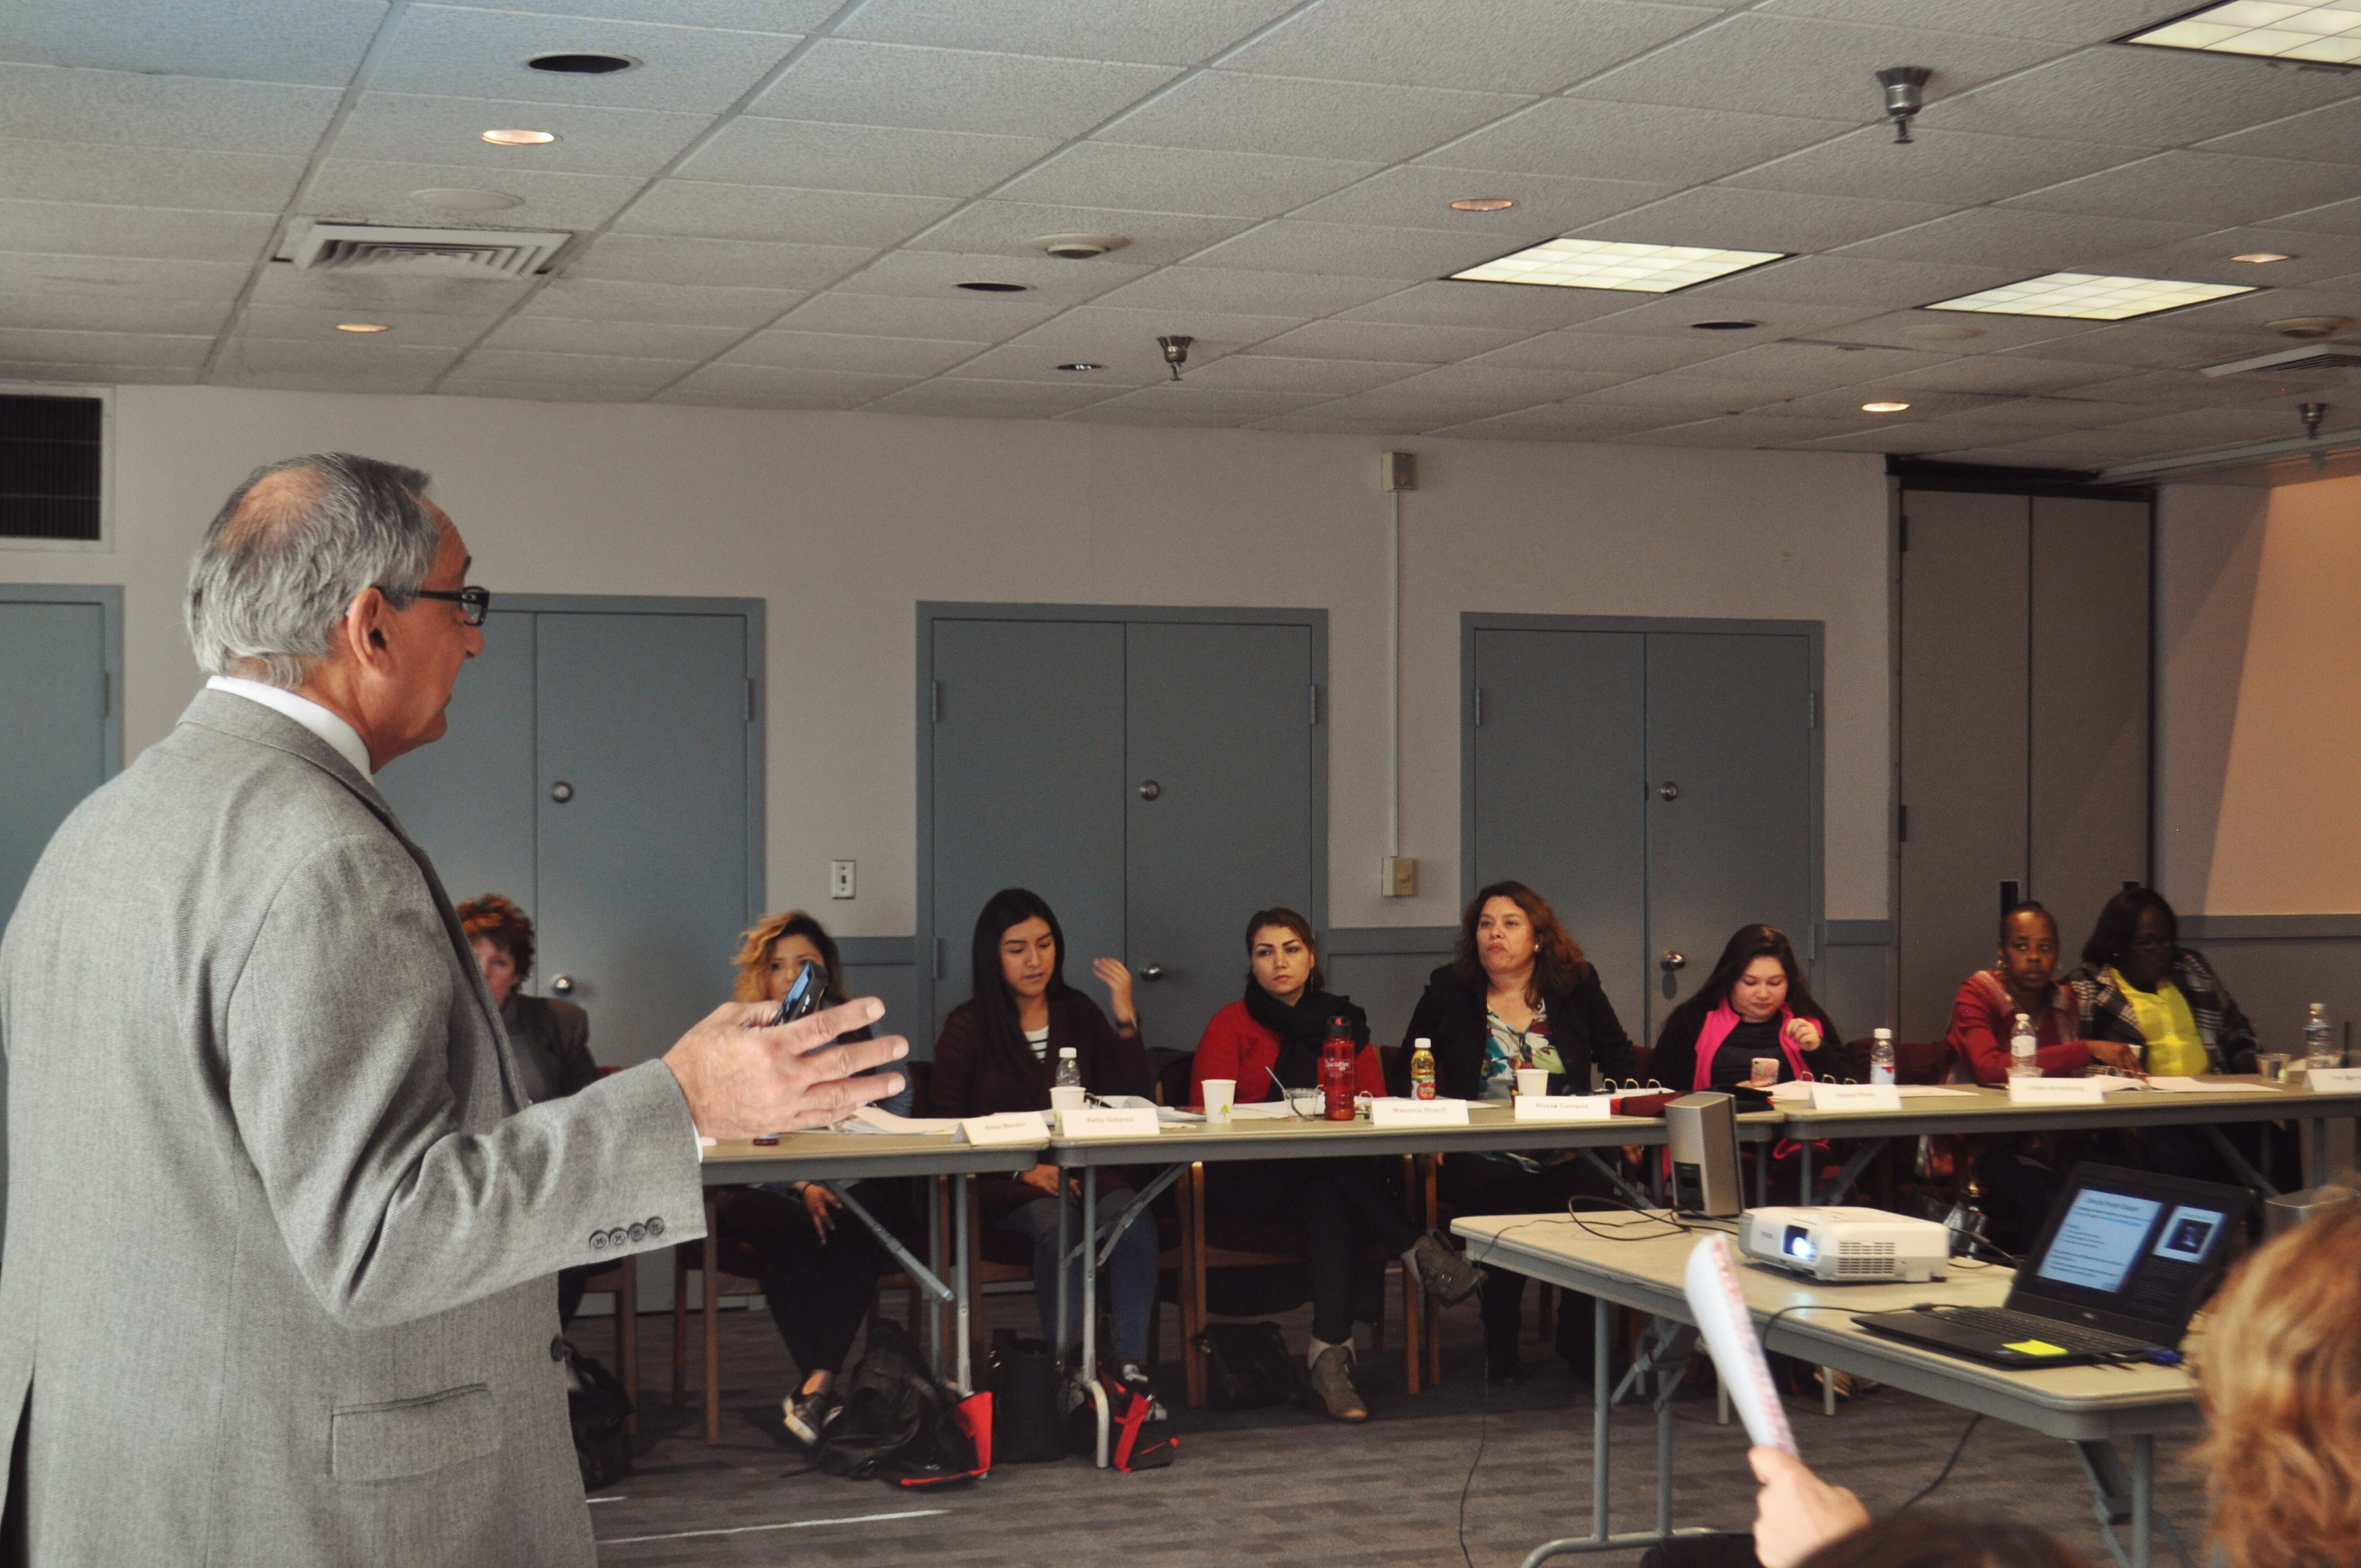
186, 454, 438, 689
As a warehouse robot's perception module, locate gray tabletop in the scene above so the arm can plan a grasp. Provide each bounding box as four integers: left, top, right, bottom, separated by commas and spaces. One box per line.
1044, 1100, 1700, 1167
1454, 1212, 2201, 1442
1772, 1076, 2361, 1141
698, 1131, 1046, 1185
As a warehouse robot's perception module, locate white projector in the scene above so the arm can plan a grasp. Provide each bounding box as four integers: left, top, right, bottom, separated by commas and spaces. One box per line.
1739, 1207, 1950, 1283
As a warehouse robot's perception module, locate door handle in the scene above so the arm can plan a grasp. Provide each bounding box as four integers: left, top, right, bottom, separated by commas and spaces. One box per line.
1660, 952, 1685, 971
1139, 965, 1165, 982
1138, 779, 1161, 801
550, 974, 576, 995
1658, 781, 1680, 801
550, 781, 574, 802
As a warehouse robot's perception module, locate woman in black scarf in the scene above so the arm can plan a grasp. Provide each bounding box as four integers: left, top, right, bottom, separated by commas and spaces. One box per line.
1190, 908, 1484, 1421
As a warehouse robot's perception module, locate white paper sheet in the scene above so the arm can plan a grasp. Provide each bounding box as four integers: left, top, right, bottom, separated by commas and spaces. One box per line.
1220, 1101, 1303, 1120
2133, 1076, 2279, 1094
842, 1106, 960, 1134
1894, 1085, 1977, 1098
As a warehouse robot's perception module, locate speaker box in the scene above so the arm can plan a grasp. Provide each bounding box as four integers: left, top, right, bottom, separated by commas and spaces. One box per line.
1666, 1092, 1743, 1218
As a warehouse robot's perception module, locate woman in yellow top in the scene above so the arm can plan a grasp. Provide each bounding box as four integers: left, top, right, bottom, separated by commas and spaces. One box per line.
2066, 888, 2280, 1188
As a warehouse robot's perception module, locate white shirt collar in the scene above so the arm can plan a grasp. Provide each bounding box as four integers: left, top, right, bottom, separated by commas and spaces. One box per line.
206, 675, 375, 780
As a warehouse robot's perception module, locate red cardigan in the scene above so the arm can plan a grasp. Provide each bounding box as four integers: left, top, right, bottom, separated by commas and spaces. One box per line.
1947, 971, 2091, 1084
1191, 1000, 1386, 1105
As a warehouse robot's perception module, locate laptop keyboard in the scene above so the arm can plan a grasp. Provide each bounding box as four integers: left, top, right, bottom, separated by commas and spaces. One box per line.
1931, 1306, 2151, 1355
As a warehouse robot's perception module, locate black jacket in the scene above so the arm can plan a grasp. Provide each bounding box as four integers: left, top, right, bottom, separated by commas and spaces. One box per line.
1649, 994, 1843, 1094
1390, 962, 1637, 1100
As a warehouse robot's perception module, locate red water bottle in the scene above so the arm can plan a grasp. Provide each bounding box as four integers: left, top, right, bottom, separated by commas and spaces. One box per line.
1322, 1016, 1356, 1121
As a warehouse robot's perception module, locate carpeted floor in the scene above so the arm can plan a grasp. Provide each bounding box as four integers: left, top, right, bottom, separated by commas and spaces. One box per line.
581, 1284, 2212, 1568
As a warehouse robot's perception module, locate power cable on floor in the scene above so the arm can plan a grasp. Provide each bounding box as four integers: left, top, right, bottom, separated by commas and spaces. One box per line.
1895, 1415, 1982, 1513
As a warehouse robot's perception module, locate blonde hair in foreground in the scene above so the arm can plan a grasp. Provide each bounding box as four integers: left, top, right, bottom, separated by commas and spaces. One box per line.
2191, 1201, 2361, 1568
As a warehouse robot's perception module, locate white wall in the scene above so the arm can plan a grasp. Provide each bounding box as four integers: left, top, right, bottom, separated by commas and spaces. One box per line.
1, 385, 1893, 930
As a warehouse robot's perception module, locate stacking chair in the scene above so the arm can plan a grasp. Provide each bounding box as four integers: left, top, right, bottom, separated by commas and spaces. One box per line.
671, 1188, 765, 1445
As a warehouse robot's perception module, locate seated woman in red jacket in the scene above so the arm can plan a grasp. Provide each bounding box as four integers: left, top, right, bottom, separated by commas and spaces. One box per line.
927, 888, 1166, 1415
1948, 901, 2142, 1084
1191, 907, 1484, 1423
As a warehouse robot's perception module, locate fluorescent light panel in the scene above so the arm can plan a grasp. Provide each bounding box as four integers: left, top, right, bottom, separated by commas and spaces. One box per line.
1926, 271, 2258, 320
1450, 238, 1786, 293
2127, 1, 2361, 65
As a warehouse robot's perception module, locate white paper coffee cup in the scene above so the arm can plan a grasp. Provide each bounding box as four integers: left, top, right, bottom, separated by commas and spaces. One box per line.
1516, 1067, 1548, 1098
1202, 1079, 1236, 1118
1049, 1085, 1086, 1111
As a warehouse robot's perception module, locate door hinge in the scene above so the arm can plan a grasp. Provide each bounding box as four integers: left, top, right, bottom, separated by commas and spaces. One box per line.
930, 680, 942, 723
745, 677, 757, 723
1806, 691, 1817, 729
1899, 804, 1909, 842
1308, 683, 1320, 726
99, 669, 111, 719
1472, 687, 1484, 727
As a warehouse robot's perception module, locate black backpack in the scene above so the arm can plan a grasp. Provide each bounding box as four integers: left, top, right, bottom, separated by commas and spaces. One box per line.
983, 1334, 1068, 1464
1191, 1321, 1303, 1411
561, 1342, 633, 1492
817, 1320, 990, 1487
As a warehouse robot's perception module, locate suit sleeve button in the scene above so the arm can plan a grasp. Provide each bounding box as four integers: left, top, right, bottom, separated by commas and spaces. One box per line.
589, 1230, 608, 1251
627, 1222, 647, 1243
647, 1216, 665, 1238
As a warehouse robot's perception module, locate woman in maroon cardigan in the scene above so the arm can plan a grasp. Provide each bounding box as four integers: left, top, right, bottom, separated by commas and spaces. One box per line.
927, 887, 1164, 1413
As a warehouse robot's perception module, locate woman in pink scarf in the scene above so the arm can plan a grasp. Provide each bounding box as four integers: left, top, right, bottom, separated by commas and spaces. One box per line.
1650, 925, 1843, 1096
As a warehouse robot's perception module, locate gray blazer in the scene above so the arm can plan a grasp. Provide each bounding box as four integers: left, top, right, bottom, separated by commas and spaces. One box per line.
0, 691, 706, 1565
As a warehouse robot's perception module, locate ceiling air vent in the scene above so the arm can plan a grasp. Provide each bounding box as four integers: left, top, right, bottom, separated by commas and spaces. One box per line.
285, 223, 572, 280
2202, 342, 2361, 378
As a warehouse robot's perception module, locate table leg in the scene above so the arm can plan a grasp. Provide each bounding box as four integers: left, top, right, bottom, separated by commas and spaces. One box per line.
1054, 1181, 1071, 1373
1817, 1139, 1890, 1208
953, 1174, 972, 1396
1799, 1140, 1815, 1204
927, 1176, 944, 1376
2199, 1124, 2280, 1198
1083, 1166, 1111, 1469
1593, 1294, 1611, 1541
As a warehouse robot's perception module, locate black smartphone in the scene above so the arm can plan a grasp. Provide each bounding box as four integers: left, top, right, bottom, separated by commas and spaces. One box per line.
774, 958, 827, 1026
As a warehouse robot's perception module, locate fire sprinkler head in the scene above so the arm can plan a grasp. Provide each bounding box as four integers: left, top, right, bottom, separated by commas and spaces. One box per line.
1156, 334, 1193, 382
1877, 66, 1933, 144
2301, 401, 2328, 439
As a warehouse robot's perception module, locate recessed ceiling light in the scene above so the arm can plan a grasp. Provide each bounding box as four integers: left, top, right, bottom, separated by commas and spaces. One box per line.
526, 51, 636, 73
481, 128, 556, 145
1689, 319, 1762, 331
1926, 271, 2259, 320
956, 281, 1029, 293
2231, 251, 2292, 263
1451, 239, 1787, 293
409, 188, 524, 210
335, 323, 391, 333
1450, 197, 1515, 212
1862, 401, 1911, 413
1055, 362, 1104, 372
2125, 2, 2361, 66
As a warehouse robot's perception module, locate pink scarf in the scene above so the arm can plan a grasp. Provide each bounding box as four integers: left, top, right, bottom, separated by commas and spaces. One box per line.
1691, 1002, 1814, 1091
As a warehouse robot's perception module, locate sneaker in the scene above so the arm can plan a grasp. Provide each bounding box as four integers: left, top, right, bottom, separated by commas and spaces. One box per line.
782, 1388, 840, 1446
1309, 1345, 1369, 1422
1118, 1362, 1168, 1422
1409, 1231, 1487, 1305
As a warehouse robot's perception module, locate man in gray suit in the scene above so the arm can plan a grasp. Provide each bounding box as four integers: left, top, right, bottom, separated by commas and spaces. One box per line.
0, 455, 906, 1565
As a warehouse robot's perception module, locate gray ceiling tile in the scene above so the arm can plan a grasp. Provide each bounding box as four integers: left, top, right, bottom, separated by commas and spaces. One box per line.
454, 347, 699, 389
948, 312, 1257, 383
1835, 206, 2211, 270
0, 327, 210, 367
0, 361, 197, 386
523, 1, 839, 27
0, 252, 251, 303
1338, 279, 1642, 329
1698, 340, 1957, 384
1559, 293, 1876, 337
0, 292, 233, 336
1091, 265, 1402, 316
247, 267, 536, 315
303, 159, 646, 229
904, 202, 1258, 267
565, 232, 875, 289
2071, 229, 2361, 289
1691, 256, 2023, 311
520, 277, 805, 327
679, 118, 1058, 197
437, 378, 657, 403
616, 182, 958, 246
477, 315, 746, 359
2198, 96, 2361, 168
1567, 370, 1836, 409
752, 42, 1178, 138
1855, 354, 2143, 396
1919, 46, 2361, 149
718, 330, 985, 375
2004, 152, 2361, 230
838, 0, 1303, 65
234, 304, 501, 346
2104, 399, 2361, 443
1251, 319, 1530, 362
0, 201, 273, 265
211, 367, 448, 394
209, 336, 461, 378
1003, 301, 1306, 358
1381, 364, 1631, 402
2039, 368, 2305, 407
1575, 187, 1960, 253
1291, 165, 1673, 235
1621, 411, 1885, 447
1438, 402, 1682, 438
1099, 72, 1532, 163
372, 6, 802, 113
1000, 141, 1380, 220
1723, 126, 2147, 207
1419, 98, 1851, 186
2267, 196, 2361, 238
1816, 307, 2103, 353
1189, 220, 1521, 280
2134, 281, 2361, 337
0, 0, 384, 85
1997, 322, 2277, 371
1576, 14, 2064, 121
1754, 0, 2181, 44
333, 93, 713, 177
661, 363, 918, 404
1250, 410, 1461, 434
775, 288, 1065, 338
0, 65, 341, 155
1465, 329, 1743, 375
1764, 386, 2017, 421
1181, 353, 1428, 394
1065, 384, 1332, 420
0, 139, 303, 212
867, 376, 1118, 416
830, 248, 1155, 309
1284, 387, 1544, 425
1224, 0, 1717, 94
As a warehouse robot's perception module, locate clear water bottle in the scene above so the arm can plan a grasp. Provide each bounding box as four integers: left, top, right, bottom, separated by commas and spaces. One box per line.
2009, 1013, 2039, 1079
1409, 1036, 1438, 1100
1869, 1028, 1896, 1087
2303, 1003, 2338, 1070
1054, 1046, 1082, 1092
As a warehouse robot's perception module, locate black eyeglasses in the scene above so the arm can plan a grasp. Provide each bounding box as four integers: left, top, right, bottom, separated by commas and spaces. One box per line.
398, 586, 491, 626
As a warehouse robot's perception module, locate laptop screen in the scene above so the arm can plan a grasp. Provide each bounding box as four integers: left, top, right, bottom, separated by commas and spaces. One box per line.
2010, 1164, 2247, 1336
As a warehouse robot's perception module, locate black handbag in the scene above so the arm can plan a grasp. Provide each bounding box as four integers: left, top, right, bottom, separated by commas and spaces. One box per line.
560, 1342, 633, 1492
983, 1334, 1068, 1464
1191, 1321, 1302, 1411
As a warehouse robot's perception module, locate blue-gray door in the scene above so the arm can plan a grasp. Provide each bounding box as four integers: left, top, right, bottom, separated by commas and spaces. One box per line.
1125, 621, 1316, 1053
376, 608, 537, 917
1468, 628, 1647, 1043
928, 619, 1126, 1044
0, 598, 109, 932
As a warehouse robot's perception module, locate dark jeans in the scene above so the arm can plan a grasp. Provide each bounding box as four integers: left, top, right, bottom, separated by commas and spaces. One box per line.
719, 1184, 890, 1382
1204, 1158, 1424, 1344
2141, 1121, 2300, 1197
1442, 1154, 1616, 1367
994, 1190, 1160, 1366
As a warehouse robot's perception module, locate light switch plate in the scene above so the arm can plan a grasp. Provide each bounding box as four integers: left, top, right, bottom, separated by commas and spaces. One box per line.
829, 860, 855, 899
1383, 855, 1417, 897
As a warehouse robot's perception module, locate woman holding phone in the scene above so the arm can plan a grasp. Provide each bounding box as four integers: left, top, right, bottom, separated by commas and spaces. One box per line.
1649, 924, 1843, 1095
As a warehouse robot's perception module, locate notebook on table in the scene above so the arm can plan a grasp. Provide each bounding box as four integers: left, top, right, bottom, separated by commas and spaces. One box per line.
1856, 1163, 2247, 1369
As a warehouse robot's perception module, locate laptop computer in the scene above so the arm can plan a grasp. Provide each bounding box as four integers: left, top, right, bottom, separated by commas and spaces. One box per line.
1856, 1163, 2249, 1369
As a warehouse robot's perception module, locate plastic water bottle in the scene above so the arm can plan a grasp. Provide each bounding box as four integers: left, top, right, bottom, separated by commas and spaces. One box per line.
2009, 1013, 2039, 1079
1410, 1037, 1438, 1100
1322, 1016, 1356, 1121
1054, 1047, 1082, 1093
1869, 1028, 1896, 1087
2303, 1003, 2338, 1070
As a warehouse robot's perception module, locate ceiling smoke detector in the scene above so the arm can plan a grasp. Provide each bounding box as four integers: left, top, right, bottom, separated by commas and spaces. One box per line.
1156, 335, 1192, 382
1877, 67, 1932, 144
1028, 233, 1130, 260
2267, 316, 2350, 340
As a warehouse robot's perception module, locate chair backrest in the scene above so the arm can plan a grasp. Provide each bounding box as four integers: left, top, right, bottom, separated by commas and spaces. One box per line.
1155, 1050, 1195, 1109
1842, 1036, 1954, 1085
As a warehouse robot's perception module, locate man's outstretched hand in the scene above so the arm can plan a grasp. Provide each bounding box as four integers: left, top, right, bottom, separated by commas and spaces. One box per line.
662, 996, 908, 1140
